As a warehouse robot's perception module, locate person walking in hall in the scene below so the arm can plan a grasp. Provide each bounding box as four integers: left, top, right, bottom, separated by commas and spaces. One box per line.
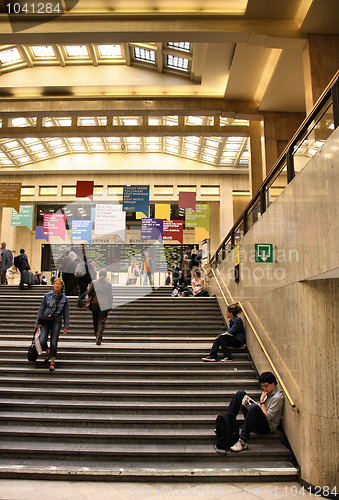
181, 253, 191, 285
217, 371, 284, 453
0, 242, 13, 285
188, 248, 201, 279
87, 268, 113, 345
127, 258, 140, 285
15, 248, 30, 289
141, 250, 154, 288
59, 248, 78, 296
202, 303, 245, 362
35, 277, 69, 372
171, 260, 180, 286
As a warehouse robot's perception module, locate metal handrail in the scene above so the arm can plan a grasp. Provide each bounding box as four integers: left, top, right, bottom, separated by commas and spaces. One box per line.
211, 70, 339, 265
211, 267, 297, 410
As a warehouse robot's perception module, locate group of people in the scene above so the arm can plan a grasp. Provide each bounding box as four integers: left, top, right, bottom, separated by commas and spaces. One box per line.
35, 248, 113, 370
167, 250, 208, 298
126, 250, 154, 287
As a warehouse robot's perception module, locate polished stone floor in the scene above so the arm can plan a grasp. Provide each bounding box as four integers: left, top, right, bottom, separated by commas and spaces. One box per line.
0, 480, 318, 500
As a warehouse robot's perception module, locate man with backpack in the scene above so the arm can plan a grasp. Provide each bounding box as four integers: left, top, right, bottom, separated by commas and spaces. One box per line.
14, 248, 31, 289
215, 371, 284, 454
1, 242, 13, 285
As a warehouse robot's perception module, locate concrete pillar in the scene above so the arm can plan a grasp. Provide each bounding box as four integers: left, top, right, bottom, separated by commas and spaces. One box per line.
249, 120, 264, 196
262, 112, 306, 176
303, 34, 339, 113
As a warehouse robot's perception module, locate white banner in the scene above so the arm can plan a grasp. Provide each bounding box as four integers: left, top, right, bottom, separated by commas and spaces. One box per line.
95, 204, 126, 241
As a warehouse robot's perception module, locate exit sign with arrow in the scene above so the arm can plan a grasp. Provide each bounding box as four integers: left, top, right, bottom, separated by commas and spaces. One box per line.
255, 243, 274, 263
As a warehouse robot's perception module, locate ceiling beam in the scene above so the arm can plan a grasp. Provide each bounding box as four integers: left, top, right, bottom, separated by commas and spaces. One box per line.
0, 98, 261, 118
0, 124, 250, 138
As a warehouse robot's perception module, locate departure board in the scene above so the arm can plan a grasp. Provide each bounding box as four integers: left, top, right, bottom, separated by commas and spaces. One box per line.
41, 244, 197, 272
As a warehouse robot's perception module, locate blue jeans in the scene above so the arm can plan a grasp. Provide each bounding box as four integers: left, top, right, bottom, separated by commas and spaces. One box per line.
143, 271, 153, 286
39, 321, 62, 358
209, 333, 243, 359
228, 390, 270, 441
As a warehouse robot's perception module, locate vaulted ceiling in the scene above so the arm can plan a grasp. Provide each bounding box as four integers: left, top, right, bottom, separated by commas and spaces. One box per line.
0, 0, 338, 171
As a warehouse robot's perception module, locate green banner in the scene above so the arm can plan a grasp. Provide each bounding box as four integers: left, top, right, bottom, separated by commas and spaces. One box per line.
11, 204, 33, 231
185, 203, 209, 231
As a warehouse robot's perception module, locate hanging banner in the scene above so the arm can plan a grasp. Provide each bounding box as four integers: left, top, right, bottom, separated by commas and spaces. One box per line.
71, 220, 92, 244
136, 207, 150, 219
163, 220, 184, 244
11, 204, 33, 230
195, 227, 210, 241
95, 204, 126, 241
179, 191, 196, 211
185, 203, 210, 231
141, 218, 163, 242
35, 226, 49, 241
123, 185, 149, 215
76, 180, 94, 199
155, 204, 171, 221
43, 214, 66, 240
0, 182, 21, 212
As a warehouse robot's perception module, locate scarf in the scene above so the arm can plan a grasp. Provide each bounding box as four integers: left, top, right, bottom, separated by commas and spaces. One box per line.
50, 290, 64, 317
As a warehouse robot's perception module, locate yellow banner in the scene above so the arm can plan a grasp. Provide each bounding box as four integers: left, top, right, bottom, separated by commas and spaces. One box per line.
0, 183, 21, 213
195, 227, 209, 241
155, 204, 171, 221
136, 208, 150, 219
235, 245, 240, 266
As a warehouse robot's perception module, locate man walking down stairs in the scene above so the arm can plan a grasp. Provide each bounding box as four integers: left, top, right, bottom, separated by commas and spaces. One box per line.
0, 285, 298, 482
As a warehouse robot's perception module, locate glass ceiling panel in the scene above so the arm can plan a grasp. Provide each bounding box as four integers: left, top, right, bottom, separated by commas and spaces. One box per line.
0, 132, 249, 169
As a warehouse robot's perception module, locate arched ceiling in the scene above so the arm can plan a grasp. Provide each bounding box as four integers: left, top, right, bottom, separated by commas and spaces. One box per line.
0, 0, 338, 171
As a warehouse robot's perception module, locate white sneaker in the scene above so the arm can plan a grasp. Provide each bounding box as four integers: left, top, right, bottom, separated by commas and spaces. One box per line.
230, 438, 248, 452
202, 356, 217, 362
220, 357, 233, 362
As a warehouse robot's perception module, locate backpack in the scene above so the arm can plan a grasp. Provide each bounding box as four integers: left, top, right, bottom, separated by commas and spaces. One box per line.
74, 260, 86, 277
14, 254, 24, 269
215, 412, 239, 450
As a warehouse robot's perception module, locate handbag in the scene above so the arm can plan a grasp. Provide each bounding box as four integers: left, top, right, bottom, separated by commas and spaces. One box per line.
34, 326, 42, 355
38, 314, 53, 325
84, 295, 92, 310
27, 330, 38, 362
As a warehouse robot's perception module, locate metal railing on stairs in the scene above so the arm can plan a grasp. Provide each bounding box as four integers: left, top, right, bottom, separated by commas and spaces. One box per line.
210, 71, 339, 267
208, 266, 297, 411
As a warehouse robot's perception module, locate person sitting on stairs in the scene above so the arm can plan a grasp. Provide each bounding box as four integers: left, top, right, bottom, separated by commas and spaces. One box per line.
226, 371, 284, 452
202, 303, 245, 362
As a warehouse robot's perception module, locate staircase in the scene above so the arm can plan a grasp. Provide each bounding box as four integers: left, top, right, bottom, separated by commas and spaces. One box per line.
0, 285, 298, 481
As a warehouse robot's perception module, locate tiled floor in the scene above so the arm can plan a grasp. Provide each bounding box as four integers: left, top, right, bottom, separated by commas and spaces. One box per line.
0, 480, 318, 500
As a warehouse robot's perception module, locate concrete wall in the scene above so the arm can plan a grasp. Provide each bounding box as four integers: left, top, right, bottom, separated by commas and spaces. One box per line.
208, 128, 339, 489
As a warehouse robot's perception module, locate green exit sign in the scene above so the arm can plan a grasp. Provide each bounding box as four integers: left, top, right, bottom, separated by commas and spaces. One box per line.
255, 243, 273, 263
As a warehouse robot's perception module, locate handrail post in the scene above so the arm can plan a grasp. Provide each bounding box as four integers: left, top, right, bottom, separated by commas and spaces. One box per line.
260, 187, 266, 215
243, 211, 248, 235
286, 146, 295, 184
331, 77, 339, 129
215, 251, 218, 269
222, 242, 226, 261
231, 231, 235, 250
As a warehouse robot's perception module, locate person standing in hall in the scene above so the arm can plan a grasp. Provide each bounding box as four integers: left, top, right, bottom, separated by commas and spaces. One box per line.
16, 249, 30, 289
141, 250, 154, 287
87, 268, 113, 345
127, 258, 140, 285
202, 303, 245, 362
35, 277, 69, 372
0, 242, 13, 285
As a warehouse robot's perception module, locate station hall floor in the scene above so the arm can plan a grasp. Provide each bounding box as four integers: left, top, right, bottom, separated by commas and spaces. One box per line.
0, 480, 319, 500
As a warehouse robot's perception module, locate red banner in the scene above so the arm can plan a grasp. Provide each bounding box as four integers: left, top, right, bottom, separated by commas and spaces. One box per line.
163, 220, 183, 244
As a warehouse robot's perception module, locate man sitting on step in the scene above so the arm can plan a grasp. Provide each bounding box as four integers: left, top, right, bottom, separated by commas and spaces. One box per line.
228, 371, 284, 452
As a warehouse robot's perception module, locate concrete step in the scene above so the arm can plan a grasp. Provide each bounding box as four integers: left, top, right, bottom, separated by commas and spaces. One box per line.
0, 441, 291, 463
0, 457, 298, 481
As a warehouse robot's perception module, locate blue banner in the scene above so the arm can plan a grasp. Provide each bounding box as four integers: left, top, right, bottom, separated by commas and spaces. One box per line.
123, 185, 149, 215
71, 220, 92, 244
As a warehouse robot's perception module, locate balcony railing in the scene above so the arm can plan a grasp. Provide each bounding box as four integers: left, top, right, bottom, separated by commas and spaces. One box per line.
211, 71, 339, 266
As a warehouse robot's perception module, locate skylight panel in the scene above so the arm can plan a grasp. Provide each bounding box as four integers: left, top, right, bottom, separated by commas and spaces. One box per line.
23, 138, 39, 145
98, 45, 122, 58
167, 55, 189, 70
65, 45, 89, 58
0, 48, 22, 65
134, 47, 156, 63
4, 141, 19, 149
0, 159, 14, 165
53, 147, 67, 155
168, 42, 190, 51
31, 46, 55, 58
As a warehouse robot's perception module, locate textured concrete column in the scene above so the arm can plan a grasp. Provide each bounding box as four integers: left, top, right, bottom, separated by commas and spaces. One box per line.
262, 112, 305, 176
249, 120, 264, 196
303, 34, 339, 113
